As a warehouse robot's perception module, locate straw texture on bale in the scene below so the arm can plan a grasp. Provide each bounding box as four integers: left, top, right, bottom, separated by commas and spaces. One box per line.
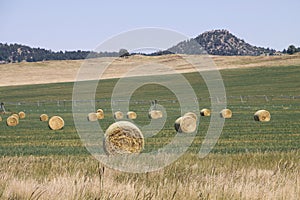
174, 117, 182, 132
200, 108, 211, 117
181, 115, 197, 133
12, 114, 19, 120
40, 114, 49, 122
97, 109, 103, 113
127, 111, 137, 120
148, 110, 163, 119
88, 113, 98, 122
7, 115, 19, 126
220, 109, 232, 119
48, 116, 64, 130
114, 111, 124, 120
174, 113, 197, 133
96, 109, 104, 119
254, 110, 271, 122
184, 112, 198, 121
104, 121, 144, 155
18, 111, 26, 119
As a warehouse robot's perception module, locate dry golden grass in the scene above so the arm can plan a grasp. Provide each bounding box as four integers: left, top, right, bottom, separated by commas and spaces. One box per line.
211, 52, 300, 69
1, 54, 300, 87
0, 152, 299, 199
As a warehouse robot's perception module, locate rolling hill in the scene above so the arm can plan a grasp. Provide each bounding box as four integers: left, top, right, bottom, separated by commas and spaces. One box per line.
0, 30, 279, 64
168, 29, 276, 56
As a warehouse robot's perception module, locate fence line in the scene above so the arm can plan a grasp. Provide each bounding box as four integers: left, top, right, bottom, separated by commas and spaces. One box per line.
2, 95, 300, 106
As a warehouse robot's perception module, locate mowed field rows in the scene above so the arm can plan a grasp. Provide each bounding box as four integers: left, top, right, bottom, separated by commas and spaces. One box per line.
0, 65, 299, 155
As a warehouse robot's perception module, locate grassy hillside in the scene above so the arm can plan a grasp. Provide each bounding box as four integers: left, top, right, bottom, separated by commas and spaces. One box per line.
1, 53, 300, 87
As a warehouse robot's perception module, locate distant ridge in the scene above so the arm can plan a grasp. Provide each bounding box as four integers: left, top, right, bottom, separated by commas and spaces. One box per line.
168, 29, 276, 56
1, 29, 278, 63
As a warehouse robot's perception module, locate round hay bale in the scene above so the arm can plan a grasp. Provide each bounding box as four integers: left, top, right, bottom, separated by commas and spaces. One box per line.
180, 115, 197, 133
254, 110, 271, 122
97, 109, 103, 113
104, 121, 144, 155
127, 111, 137, 120
7, 115, 19, 126
174, 115, 197, 133
18, 111, 26, 119
48, 116, 64, 130
148, 110, 163, 119
88, 113, 98, 122
174, 117, 182, 132
114, 111, 124, 120
96, 109, 104, 119
96, 112, 104, 120
220, 109, 232, 119
40, 114, 49, 122
12, 114, 19, 120
200, 108, 211, 117
184, 112, 198, 121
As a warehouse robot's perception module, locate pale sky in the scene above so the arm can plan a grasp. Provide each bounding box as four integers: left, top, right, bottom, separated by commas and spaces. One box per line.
0, 0, 299, 51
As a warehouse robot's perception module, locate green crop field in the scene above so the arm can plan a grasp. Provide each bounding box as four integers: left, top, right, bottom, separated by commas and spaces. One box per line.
0, 65, 299, 156
0, 64, 299, 199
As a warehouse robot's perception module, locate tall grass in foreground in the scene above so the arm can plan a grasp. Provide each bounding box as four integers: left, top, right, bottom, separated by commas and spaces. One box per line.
0, 151, 299, 200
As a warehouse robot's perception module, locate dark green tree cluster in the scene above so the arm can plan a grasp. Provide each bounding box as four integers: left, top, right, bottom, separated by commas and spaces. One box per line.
118, 49, 130, 57
283, 45, 300, 55
0, 43, 118, 63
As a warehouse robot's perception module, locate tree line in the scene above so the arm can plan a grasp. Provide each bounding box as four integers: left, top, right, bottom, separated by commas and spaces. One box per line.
283, 45, 300, 55
0, 43, 119, 63
1, 42, 299, 64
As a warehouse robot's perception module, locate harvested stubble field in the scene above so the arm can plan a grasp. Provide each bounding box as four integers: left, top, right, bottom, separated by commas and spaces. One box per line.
0, 55, 299, 199
1, 53, 300, 86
